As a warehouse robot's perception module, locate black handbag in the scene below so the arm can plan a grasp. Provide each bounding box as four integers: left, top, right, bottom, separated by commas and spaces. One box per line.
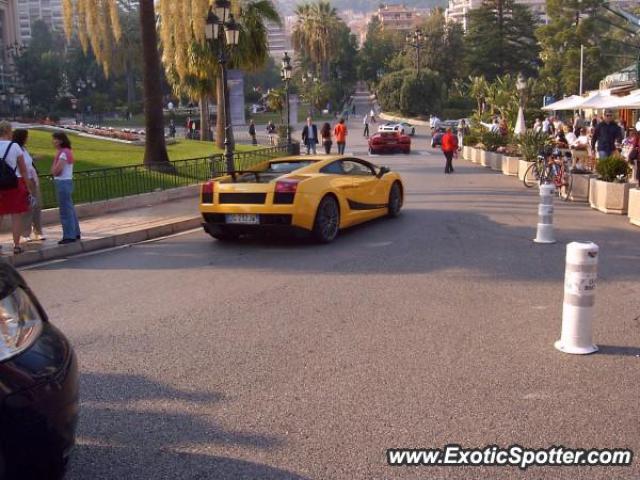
0, 142, 18, 191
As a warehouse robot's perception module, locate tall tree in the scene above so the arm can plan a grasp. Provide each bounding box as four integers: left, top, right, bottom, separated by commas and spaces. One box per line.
357, 17, 401, 84
158, 0, 280, 146
464, 0, 540, 81
536, 0, 634, 97
63, 0, 169, 167
292, 1, 341, 81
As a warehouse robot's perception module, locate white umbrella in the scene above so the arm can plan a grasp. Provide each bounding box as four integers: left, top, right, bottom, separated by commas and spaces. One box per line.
514, 106, 526, 135
541, 95, 584, 111
617, 92, 640, 109
579, 92, 627, 109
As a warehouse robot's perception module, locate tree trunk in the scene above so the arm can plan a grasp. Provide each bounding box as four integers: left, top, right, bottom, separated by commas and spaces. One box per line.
126, 62, 136, 108
200, 94, 210, 141
139, 0, 170, 167
215, 72, 224, 149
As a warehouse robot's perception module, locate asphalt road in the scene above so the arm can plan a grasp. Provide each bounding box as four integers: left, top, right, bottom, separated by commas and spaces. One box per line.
22, 113, 640, 480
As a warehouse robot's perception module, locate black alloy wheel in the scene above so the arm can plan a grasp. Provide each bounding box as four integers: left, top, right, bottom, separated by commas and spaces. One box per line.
388, 182, 402, 217
313, 196, 340, 243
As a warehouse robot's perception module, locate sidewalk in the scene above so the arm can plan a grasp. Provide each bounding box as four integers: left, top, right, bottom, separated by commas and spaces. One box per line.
0, 197, 201, 268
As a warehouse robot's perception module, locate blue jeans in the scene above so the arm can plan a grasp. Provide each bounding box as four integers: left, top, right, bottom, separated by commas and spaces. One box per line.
54, 179, 80, 240
598, 150, 612, 159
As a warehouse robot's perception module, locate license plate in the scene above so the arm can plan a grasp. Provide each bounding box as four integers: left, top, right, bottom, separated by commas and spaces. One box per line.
225, 214, 259, 224
388, 141, 397, 145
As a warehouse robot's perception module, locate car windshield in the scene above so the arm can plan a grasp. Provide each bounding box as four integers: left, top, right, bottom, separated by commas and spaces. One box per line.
266, 161, 313, 173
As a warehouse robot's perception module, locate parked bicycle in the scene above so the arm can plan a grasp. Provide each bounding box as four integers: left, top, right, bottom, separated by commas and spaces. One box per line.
523, 148, 573, 201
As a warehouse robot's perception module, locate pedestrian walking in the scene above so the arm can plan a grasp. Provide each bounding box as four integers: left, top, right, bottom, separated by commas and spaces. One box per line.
51, 132, 81, 244
457, 119, 468, 151
363, 113, 370, 138
301, 117, 319, 155
351, 103, 356, 115
370, 108, 376, 123
334, 118, 348, 155
168, 119, 176, 138
0, 121, 34, 254
591, 110, 622, 159
249, 119, 257, 145
266, 121, 277, 145
441, 127, 458, 174
321, 122, 333, 154
13, 129, 45, 242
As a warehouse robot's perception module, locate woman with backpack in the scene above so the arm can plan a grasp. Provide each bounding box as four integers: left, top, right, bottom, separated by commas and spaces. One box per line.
0, 121, 34, 254
51, 132, 81, 244
12, 129, 45, 242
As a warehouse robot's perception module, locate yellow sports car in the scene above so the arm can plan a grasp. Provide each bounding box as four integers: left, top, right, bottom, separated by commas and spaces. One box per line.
199, 155, 404, 243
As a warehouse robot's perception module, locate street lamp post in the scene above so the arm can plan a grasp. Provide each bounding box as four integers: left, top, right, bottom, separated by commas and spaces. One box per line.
405, 29, 424, 72
206, 0, 240, 175
514, 73, 527, 136
281, 51, 293, 153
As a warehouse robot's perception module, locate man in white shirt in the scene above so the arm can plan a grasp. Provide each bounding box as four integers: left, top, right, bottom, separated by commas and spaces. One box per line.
363, 113, 370, 138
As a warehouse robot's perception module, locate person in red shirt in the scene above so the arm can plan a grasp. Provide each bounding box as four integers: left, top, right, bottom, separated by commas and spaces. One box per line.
334, 118, 348, 154
441, 127, 458, 174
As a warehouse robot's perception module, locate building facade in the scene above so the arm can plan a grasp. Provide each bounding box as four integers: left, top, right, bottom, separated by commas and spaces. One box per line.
16, 0, 64, 43
266, 19, 291, 59
376, 4, 419, 32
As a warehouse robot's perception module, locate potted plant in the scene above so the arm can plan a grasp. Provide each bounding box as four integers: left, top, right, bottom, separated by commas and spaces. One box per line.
517, 130, 549, 181
589, 156, 633, 214
500, 144, 521, 176
480, 131, 506, 168
462, 133, 479, 162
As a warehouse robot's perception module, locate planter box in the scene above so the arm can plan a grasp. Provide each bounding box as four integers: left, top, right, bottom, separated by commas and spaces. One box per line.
502, 156, 520, 176
462, 146, 471, 161
628, 188, 640, 226
490, 153, 503, 172
472, 148, 481, 164
568, 173, 596, 203
480, 150, 493, 167
518, 159, 533, 181
589, 178, 633, 214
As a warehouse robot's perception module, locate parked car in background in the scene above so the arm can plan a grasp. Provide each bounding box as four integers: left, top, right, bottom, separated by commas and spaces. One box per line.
369, 131, 411, 155
0, 263, 79, 480
430, 121, 459, 148
378, 122, 415, 136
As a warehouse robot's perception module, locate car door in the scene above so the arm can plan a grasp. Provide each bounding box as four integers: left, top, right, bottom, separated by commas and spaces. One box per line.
340, 159, 388, 222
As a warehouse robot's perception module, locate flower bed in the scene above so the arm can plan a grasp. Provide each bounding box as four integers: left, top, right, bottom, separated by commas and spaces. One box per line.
59, 123, 144, 142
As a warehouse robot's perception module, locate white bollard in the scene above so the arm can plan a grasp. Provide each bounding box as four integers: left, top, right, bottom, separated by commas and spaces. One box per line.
555, 242, 599, 355
533, 183, 556, 244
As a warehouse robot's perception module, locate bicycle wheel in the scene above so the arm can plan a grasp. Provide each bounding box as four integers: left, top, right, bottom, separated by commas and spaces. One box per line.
559, 169, 573, 201
523, 163, 540, 188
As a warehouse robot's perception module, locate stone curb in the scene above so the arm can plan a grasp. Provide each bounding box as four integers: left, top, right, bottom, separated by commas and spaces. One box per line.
379, 113, 430, 127
1, 184, 201, 234
5, 216, 202, 268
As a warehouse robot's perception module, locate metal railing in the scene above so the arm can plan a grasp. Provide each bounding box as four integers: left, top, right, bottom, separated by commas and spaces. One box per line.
39, 145, 291, 209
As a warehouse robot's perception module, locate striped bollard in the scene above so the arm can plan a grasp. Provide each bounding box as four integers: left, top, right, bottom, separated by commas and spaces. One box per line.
555, 242, 599, 355
533, 183, 556, 244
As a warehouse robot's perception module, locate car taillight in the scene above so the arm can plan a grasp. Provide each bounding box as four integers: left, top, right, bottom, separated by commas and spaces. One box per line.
275, 179, 299, 193
202, 181, 214, 203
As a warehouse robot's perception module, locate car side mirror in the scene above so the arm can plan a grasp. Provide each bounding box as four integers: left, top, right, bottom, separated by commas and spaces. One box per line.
377, 166, 390, 178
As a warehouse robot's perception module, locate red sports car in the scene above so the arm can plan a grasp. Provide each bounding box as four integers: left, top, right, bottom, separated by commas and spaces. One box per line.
368, 131, 411, 155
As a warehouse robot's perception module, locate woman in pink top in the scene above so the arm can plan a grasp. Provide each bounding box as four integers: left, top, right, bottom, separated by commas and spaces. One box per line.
51, 132, 81, 244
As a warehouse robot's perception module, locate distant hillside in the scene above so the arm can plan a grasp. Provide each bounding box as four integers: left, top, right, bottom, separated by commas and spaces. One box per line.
276, 0, 448, 15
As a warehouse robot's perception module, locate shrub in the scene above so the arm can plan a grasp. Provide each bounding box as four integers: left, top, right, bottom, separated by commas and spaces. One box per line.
377, 71, 405, 113
463, 133, 480, 147
481, 131, 508, 152
399, 70, 446, 117
596, 156, 631, 183
517, 130, 551, 162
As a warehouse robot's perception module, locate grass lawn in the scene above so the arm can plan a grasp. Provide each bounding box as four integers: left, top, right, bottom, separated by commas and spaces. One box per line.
25, 128, 257, 173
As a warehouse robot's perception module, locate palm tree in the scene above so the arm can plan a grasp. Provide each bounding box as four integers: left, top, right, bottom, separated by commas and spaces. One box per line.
62, 0, 170, 168
158, 0, 280, 147
139, 0, 170, 166
292, 1, 341, 81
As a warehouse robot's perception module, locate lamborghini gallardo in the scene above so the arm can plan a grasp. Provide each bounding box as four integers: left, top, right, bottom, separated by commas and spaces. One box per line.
199, 155, 404, 243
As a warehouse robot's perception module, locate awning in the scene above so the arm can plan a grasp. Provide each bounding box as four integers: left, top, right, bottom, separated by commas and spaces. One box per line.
541, 95, 585, 111
579, 92, 628, 109
617, 92, 640, 108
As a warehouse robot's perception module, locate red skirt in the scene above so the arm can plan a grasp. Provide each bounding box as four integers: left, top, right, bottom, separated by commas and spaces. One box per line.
0, 178, 29, 215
